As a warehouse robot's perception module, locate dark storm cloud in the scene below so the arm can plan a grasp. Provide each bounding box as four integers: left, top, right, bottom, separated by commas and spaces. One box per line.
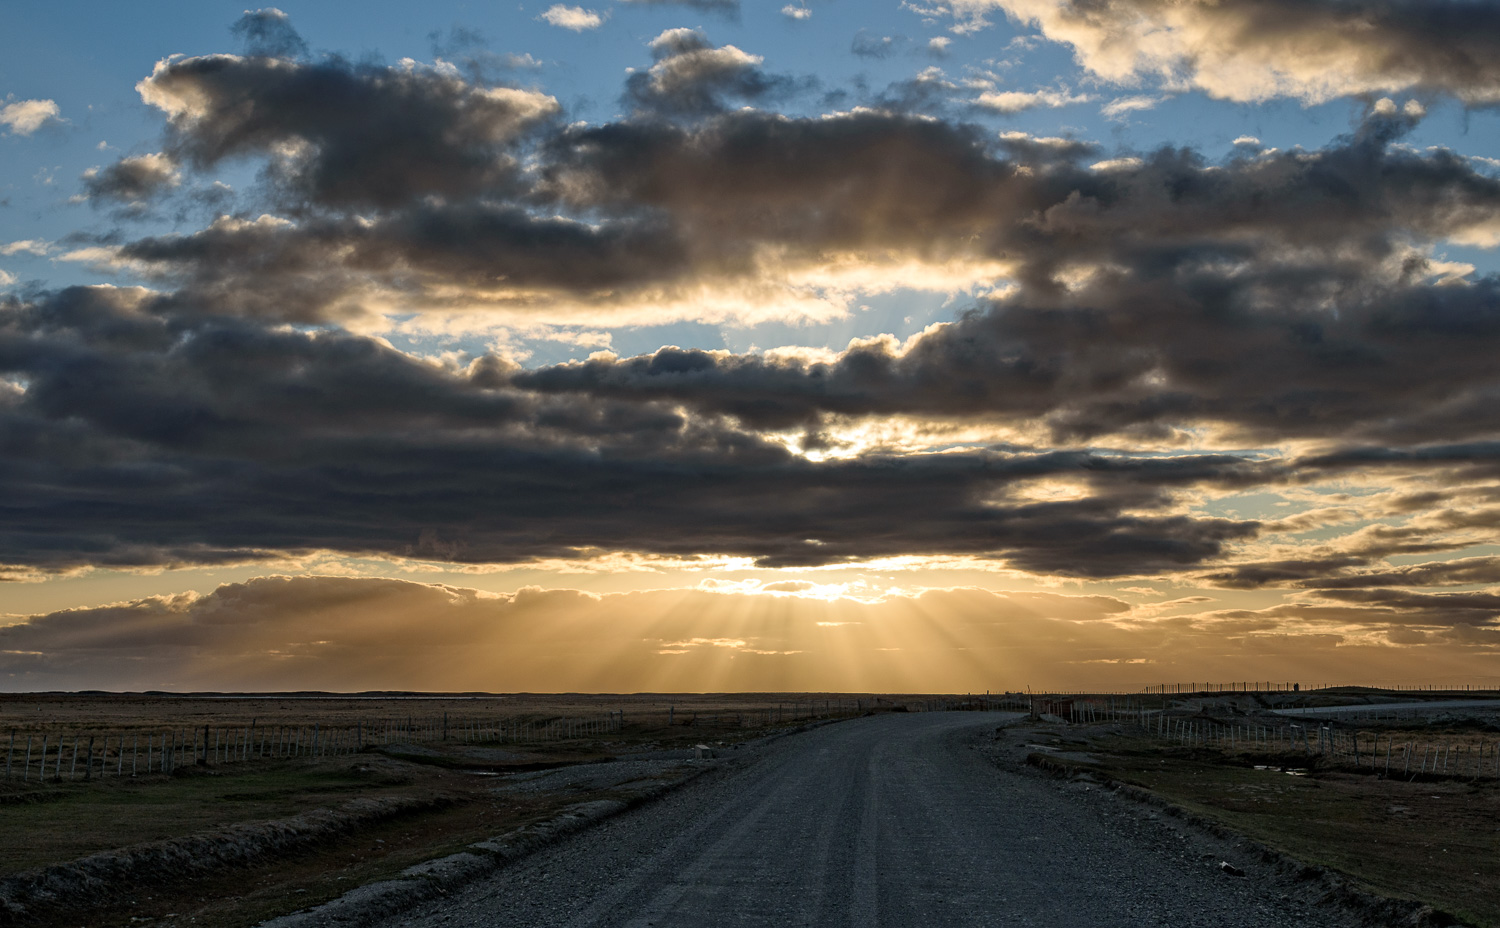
0, 286, 1262, 575
137, 53, 558, 210
231, 8, 309, 59
981, 0, 1500, 105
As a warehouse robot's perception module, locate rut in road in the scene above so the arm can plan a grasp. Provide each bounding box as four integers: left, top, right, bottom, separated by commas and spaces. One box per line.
385, 713, 1363, 928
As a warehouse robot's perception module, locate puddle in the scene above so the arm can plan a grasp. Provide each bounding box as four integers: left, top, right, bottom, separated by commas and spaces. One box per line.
1253, 765, 1308, 776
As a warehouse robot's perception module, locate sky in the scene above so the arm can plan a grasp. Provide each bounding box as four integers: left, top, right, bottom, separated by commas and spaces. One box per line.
4, 0, 1500, 693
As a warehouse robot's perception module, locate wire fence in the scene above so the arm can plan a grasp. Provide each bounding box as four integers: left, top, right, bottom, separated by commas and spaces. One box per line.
0, 697, 899, 784
1055, 697, 1500, 780
1140, 682, 1500, 695
2, 712, 628, 783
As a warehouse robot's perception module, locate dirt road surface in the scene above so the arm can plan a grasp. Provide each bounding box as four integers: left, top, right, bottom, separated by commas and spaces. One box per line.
380, 712, 1364, 928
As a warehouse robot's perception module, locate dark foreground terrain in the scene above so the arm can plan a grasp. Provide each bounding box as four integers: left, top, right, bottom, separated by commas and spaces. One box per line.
376, 712, 1366, 928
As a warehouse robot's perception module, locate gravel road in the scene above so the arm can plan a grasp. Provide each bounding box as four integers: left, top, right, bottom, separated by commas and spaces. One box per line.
383, 712, 1364, 928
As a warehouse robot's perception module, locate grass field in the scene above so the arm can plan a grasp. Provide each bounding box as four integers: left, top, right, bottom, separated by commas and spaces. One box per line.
1028, 725, 1500, 927
20, 690, 1482, 927
0, 691, 912, 928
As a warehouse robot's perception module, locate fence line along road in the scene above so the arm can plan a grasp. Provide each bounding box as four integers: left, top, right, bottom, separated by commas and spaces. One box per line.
0, 695, 1041, 785
2, 711, 627, 783
1051, 696, 1500, 781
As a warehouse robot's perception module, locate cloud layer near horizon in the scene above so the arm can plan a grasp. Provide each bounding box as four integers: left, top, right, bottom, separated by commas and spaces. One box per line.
4, 576, 1495, 692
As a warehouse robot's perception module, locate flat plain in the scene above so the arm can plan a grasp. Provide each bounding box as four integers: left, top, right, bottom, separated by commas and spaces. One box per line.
1, 690, 1496, 927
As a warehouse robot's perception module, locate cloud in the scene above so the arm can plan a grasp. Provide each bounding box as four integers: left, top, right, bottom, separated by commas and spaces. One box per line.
231, 8, 309, 58
508, 112, 1500, 447
5, 575, 1497, 693
926, 0, 1500, 104
0, 577, 1142, 692
974, 87, 1090, 112
539, 5, 606, 30
0, 285, 1266, 576
428, 27, 545, 84
618, 0, 741, 19
14, 21, 1500, 608
782, 4, 812, 19
0, 240, 50, 257
136, 54, 559, 210
851, 30, 902, 59
1100, 94, 1161, 120
0, 99, 62, 135
79, 153, 181, 211
1308, 557, 1500, 591
625, 29, 801, 115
